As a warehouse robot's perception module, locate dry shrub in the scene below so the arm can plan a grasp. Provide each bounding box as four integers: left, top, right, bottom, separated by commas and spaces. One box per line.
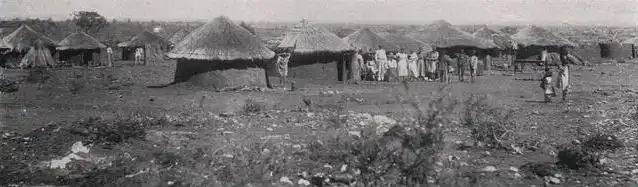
462, 94, 517, 148
582, 134, 623, 151
243, 99, 266, 114
0, 78, 18, 93
556, 147, 601, 170
307, 84, 454, 186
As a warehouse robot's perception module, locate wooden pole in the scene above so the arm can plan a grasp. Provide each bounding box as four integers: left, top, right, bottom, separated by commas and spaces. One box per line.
342, 57, 347, 84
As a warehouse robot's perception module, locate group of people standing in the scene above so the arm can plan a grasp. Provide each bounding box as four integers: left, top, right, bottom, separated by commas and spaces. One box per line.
353, 46, 482, 83
540, 48, 572, 103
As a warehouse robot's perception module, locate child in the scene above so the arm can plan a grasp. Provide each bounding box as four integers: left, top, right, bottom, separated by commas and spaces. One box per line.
540, 69, 555, 103
469, 50, 479, 83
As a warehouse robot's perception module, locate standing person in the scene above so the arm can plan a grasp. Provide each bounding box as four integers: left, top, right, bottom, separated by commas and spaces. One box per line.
469, 50, 479, 83
375, 46, 387, 81
457, 49, 469, 82
397, 49, 409, 81
540, 69, 555, 103
386, 52, 398, 82
106, 46, 114, 67
439, 50, 454, 83
353, 50, 365, 82
367, 59, 378, 81
427, 50, 439, 81
408, 50, 419, 80
557, 47, 571, 102
417, 48, 427, 80
276, 52, 291, 88
134, 48, 143, 65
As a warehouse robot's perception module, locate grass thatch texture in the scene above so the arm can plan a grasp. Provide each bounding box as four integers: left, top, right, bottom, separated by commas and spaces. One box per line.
472, 27, 515, 49
279, 26, 353, 55
2, 24, 57, 52
511, 26, 576, 47
0, 39, 11, 50
168, 29, 189, 44
167, 16, 275, 61
409, 21, 497, 49
344, 28, 399, 52
174, 58, 267, 89
56, 32, 107, 51
378, 32, 432, 53
116, 31, 171, 48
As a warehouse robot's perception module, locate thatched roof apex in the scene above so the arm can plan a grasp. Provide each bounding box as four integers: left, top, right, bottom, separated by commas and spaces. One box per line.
0, 39, 11, 50
117, 30, 171, 48
278, 25, 353, 54
2, 24, 57, 51
57, 32, 107, 50
472, 27, 514, 49
409, 22, 497, 49
169, 29, 189, 44
511, 25, 576, 47
344, 28, 399, 52
378, 32, 431, 52
166, 16, 275, 61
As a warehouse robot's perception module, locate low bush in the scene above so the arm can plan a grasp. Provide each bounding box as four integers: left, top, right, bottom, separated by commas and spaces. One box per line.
243, 99, 265, 114
462, 95, 517, 148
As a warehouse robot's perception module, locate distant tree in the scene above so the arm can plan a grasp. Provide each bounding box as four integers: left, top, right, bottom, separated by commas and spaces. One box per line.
500, 26, 518, 35
239, 21, 256, 35
73, 11, 108, 34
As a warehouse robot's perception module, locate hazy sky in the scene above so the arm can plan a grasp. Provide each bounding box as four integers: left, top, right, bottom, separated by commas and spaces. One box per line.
1, 0, 636, 26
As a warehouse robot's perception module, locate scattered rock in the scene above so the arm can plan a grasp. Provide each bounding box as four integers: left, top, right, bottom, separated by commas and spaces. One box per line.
340, 164, 347, 172
298, 179, 311, 186
545, 176, 561, 184
348, 131, 361, 138
279, 177, 293, 185
266, 127, 274, 132
292, 144, 302, 149
509, 166, 519, 172
481, 166, 497, 172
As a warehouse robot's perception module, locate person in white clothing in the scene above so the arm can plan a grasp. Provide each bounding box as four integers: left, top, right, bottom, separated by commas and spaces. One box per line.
134, 48, 144, 65
374, 46, 387, 81
408, 51, 419, 80
386, 52, 398, 81
397, 49, 409, 81
469, 50, 479, 83
106, 47, 114, 67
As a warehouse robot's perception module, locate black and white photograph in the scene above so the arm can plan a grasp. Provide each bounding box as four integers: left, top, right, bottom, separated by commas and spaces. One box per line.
0, 0, 637, 186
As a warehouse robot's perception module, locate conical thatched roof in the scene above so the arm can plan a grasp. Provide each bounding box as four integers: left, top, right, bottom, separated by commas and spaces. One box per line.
472, 27, 514, 49
169, 29, 189, 44
378, 32, 432, 52
2, 24, 57, 52
20, 46, 56, 68
511, 26, 576, 47
343, 28, 399, 52
409, 21, 497, 49
57, 32, 107, 50
167, 16, 275, 61
278, 26, 353, 54
117, 30, 171, 48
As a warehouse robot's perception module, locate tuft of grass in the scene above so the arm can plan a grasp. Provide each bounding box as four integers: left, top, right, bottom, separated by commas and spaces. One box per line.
582, 134, 623, 151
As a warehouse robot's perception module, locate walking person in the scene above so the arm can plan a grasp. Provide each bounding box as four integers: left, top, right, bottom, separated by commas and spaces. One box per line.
469, 50, 479, 83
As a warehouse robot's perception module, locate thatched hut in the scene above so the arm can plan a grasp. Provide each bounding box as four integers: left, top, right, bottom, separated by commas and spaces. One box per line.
166, 16, 275, 89
276, 25, 353, 82
408, 20, 497, 50
343, 28, 399, 52
57, 32, 107, 66
378, 32, 432, 53
1, 24, 57, 68
510, 25, 576, 59
117, 31, 171, 62
472, 27, 514, 50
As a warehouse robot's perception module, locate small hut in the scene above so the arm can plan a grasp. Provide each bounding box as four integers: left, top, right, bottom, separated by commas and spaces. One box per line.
1, 24, 57, 68
343, 28, 399, 52
378, 32, 432, 53
473, 27, 516, 69
57, 32, 107, 66
117, 31, 171, 62
166, 16, 275, 89
277, 24, 353, 82
510, 25, 576, 60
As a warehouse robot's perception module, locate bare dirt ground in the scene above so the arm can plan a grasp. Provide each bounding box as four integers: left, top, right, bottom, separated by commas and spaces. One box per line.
1, 59, 638, 186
